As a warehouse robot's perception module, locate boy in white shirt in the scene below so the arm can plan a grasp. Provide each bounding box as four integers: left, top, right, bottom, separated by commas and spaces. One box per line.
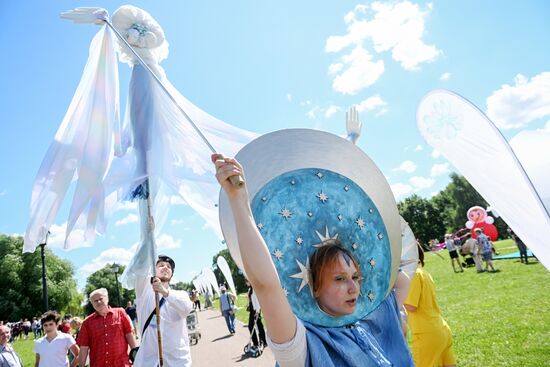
34, 311, 79, 367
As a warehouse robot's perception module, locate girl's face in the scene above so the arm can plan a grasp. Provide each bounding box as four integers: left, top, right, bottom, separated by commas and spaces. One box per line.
315, 253, 361, 317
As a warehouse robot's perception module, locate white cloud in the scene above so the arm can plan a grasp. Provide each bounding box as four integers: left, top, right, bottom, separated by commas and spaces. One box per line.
431, 149, 441, 159
391, 183, 413, 199
356, 94, 388, 116
410, 176, 435, 191
392, 160, 417, 173
486, 72, 550, 129
79, 247, 134, 276
414, 144, 423, 152
286, 93, 292, 102
0, 190, 6, 196
300, 100, 312, 106
430, 162, 450, 177
156, 234, 181, 250
171, 219, 185, 225
46, 222, 90, 250
330, 46, 385, 95
306, 106, 321, 119
326, 1, 440, 93
440, 72, 451, 81
325, 105, 341, 119
115, 213, 138, 226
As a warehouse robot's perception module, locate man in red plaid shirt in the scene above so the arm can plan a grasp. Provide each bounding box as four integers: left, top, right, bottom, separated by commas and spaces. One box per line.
77, 288, 138, 367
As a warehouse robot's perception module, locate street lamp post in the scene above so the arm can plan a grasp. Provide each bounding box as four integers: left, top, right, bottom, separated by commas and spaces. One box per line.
39, 231, 50, 312
111, 263, 122, 306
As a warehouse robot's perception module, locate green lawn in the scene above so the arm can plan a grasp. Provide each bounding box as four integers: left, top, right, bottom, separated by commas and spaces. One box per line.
13, 240, 549, 366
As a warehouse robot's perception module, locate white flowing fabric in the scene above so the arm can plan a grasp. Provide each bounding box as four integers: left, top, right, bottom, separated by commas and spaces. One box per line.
399, 216, 418, 279
417, 89, 550, 270
24, 26, 120, 252
216, 256, 237, 298
202, 268, 220, 297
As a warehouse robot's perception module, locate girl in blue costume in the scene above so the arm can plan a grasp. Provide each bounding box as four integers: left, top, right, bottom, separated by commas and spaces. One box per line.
213, 155, 413, 367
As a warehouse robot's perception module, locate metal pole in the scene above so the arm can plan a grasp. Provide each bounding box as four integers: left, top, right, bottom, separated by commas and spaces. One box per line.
39, 232, 50, 312
114, 271, 122, 306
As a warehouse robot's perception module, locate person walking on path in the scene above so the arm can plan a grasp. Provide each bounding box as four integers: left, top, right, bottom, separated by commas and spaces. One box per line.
0, 325, 23, 367
405, 244, 457, 367
34, 311, 79, 367
445, 234, 463, 273
125, 301, 139, 338
77, 288, 137, 367
246, 281, 267, 349
219, 286, 237, 335
133, 255, 194, 367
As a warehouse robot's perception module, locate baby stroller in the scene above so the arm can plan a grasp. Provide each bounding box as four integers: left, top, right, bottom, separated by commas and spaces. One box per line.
243, 312, 264, 358
187, 309, 201, 345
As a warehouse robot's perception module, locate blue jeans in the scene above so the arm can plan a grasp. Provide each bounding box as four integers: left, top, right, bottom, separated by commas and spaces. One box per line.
222, 309, 236, 333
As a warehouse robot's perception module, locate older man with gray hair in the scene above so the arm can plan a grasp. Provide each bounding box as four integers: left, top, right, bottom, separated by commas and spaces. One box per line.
0, 324, 23, 367
77, 288, 138, 367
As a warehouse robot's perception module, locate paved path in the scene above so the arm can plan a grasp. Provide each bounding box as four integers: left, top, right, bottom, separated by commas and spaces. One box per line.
190, 308, 275, 366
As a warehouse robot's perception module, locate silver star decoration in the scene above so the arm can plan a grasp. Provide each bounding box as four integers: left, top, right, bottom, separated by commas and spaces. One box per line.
337, 214, 343, 221
290, 258, 310, 293
344, 185, 350, 192
257, 223, 265, 230
282, 288, 289, 297
290, 180, 296, 185
355, 217, 366, 230
377, 233, 384, 240
273, 249, 284, 260
369, 258, 376, 268
352, 243, 358, 250
279, 208, 293, 220
295, 236, 304, 245
314, 225, 339, 248
367, 291, 375, 302
307, 211, 313, 217
315, 172, 324, 179
368, 208, 374, 213
317, 191, 329, 203
261, 197, 267, 202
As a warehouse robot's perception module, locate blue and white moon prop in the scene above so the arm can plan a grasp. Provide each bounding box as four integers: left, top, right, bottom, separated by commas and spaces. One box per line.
219, 129, 401, 327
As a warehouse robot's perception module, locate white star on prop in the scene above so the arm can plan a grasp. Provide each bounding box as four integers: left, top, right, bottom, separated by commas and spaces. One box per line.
290, 258, 310, 293
317, 191, 329, 203
261, 197, 267, 202
355, 217, 366, 230
368, 208, 374, 213
337, 214, 343, 221
344, 186, 350, 192
352, 243, 358, 250
307, 211, 313, 217
257, 223, 265, 230
295, 236, 304, 245
314, 225, 339, 247
282, 288, 289, 297
290, 180, 296, 185
367, 291, 375, 302
316, 172, 324, 179
279, 208, 293, 220
273, 249, 284, 260
369, 258, 376, 268
377, 233, 384, 240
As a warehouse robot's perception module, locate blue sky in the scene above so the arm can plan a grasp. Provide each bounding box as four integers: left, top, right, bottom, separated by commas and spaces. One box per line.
0, 1, 548, 289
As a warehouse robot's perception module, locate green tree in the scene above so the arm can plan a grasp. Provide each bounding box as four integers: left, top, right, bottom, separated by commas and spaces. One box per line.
398, 194, 446, 245
172, 281, 193, 291
83, 264, 135, 315
212, 249, 247, 294
0, 234, 79, 321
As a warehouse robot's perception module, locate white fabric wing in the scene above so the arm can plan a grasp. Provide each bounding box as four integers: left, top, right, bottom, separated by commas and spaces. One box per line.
24, 26, 120, 252
417, 89, 550, 270
216, 256, 237, 298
